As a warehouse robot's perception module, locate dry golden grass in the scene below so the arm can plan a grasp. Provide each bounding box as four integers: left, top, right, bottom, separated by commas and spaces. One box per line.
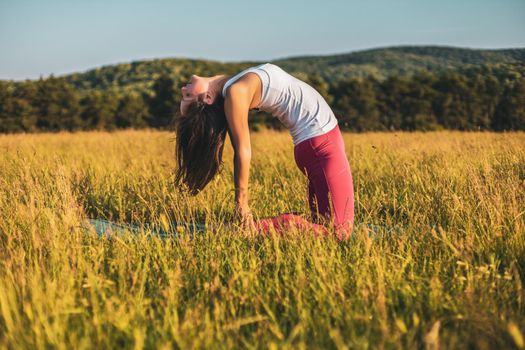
0, 130, 524, 349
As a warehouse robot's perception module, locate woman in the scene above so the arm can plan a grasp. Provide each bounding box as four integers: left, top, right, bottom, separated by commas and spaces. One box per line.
176, 63, 354, 240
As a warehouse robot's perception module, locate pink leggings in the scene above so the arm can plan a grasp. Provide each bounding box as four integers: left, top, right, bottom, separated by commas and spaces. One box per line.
255, 125, 355, 240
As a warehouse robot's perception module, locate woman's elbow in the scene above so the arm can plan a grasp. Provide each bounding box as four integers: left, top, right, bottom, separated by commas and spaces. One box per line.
235, 147, 252, 161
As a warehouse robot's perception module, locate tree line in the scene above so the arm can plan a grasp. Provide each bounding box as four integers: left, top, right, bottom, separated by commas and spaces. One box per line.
0, 68, 523, 133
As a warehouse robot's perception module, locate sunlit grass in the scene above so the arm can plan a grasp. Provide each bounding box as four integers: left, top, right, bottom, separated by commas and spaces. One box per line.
0, 129, 524, 349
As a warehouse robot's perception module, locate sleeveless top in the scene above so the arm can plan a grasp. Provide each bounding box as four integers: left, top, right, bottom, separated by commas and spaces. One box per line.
221, 63, 338, 146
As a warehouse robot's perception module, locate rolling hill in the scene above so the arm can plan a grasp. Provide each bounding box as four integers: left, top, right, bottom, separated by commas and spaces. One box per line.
51, 45, 525, 95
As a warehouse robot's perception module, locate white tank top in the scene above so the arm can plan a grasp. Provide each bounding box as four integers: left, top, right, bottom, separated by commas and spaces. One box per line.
221, 63, 338, 145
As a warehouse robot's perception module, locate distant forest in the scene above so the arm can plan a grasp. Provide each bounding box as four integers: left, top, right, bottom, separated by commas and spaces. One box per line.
1, 46, 524, 133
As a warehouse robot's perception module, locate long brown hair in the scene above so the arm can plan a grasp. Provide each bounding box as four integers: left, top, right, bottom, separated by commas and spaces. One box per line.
175, 95, 228, 195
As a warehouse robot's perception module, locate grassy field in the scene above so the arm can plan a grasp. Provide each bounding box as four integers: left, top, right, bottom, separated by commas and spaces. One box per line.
0, 130, 524, 349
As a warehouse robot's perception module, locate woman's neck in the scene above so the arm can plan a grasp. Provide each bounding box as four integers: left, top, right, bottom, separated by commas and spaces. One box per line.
209, 75, 230, 98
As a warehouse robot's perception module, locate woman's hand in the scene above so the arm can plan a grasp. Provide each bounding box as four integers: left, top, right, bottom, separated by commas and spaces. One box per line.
235, 203, 256, 233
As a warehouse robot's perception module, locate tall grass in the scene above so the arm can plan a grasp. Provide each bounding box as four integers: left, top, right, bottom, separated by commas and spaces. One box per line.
0, 130, 524, 349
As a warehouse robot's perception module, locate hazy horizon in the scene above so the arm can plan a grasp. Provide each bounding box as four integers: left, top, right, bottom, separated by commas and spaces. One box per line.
3, 45, 525, 82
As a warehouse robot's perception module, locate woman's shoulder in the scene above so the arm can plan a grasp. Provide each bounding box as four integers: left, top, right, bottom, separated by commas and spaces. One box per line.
223, 72, 261, 98
222, 63, 272, 95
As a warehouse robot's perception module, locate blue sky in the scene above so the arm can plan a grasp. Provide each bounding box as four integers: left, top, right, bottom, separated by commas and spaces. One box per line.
1, 0, 524, 80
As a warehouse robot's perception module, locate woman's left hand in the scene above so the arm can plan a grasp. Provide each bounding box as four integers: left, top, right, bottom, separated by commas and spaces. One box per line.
235, 204, 256, 233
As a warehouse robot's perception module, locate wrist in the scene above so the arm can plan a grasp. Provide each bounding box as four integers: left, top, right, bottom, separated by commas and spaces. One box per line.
235, 202, 250, 211
235, 190, 249, 205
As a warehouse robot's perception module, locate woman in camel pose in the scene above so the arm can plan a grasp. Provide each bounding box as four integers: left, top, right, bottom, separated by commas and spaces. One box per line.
176, 63, 354, 240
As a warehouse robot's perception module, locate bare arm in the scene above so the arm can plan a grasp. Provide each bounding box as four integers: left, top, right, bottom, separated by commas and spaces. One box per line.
224, 83, 253, 222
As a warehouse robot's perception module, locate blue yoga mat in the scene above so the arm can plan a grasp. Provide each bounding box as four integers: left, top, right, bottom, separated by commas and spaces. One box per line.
82, 218, 206, 239
82, 218, 407, 239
